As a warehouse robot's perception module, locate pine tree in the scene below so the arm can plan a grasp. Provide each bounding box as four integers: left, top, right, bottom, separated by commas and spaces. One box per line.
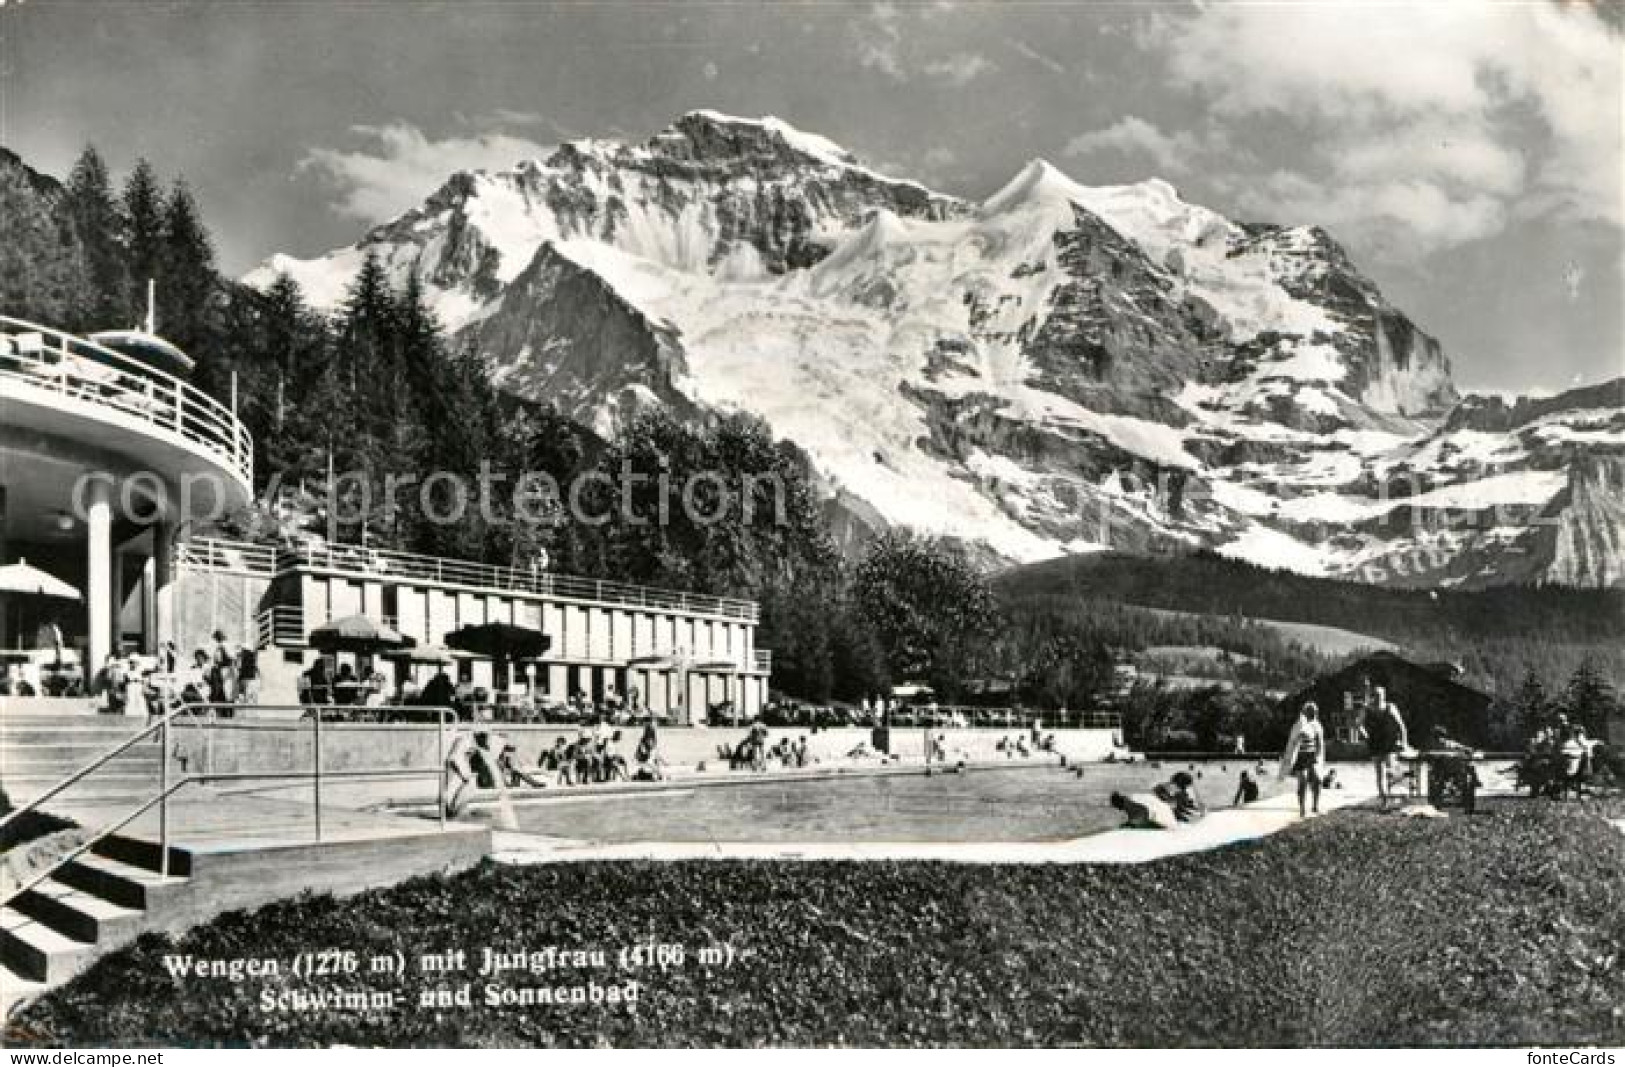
335, 251, 396, 394
1511, 669, 1551, 741
1560, 657, 1617, 737
63, 146, 130, 328
159, 179, 217, 351
120, 159, 166, 312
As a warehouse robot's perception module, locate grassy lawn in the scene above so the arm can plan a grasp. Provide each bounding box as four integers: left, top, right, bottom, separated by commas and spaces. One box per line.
8, 799, 1623, 1047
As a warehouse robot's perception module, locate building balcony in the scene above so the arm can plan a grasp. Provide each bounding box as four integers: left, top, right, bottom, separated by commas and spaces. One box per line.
0, 317, 253, 519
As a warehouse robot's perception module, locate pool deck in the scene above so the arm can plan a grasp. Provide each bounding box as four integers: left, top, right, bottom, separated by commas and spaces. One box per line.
490, 768, 1390, 866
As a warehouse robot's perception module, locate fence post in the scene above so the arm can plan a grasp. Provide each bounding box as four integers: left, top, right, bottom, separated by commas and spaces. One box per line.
313, 706, 323, 843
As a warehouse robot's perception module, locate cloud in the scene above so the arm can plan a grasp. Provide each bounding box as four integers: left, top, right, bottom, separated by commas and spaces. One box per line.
300, 122, 554, 223
702, 60, 719, 82
1002, 36, 1065, 75
850, 2, 905, 81
849, 3, 992, 85
1064, 116, 1205, 176
922, 52, 993, 87
1129, 2, 1621, 258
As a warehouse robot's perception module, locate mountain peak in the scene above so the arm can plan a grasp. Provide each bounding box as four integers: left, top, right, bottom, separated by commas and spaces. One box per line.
982, 158, 1087, 215
653, 109, 861, 169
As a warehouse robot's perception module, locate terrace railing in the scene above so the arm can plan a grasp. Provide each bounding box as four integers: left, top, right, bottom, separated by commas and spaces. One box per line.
278, 541, 758, 620
0, 316, 252, 489
180, 535, 760, 621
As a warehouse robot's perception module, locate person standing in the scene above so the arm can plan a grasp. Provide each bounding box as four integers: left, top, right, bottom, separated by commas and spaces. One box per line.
1279, 702, 1326, 818
235, 643, 261, 706
442, 727, 476, 817
207, 630, 235, 705
1360, 689, 1409, 809
94, 655, 127, 715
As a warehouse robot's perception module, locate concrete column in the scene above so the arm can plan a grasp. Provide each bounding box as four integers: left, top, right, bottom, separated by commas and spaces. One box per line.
548, 664, 568, 702
108, 549, 124, 656
85, 479, 113, 674
140, 553, 157, 654
154, 521, 178, 653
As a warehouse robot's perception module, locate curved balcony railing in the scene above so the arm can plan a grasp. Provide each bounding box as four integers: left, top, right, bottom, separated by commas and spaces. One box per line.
0, 315, 253, 489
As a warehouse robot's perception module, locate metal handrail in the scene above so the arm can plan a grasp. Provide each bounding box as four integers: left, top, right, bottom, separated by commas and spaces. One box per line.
0, 701, 208, 839
2, 779, 195, 907
0, 702, 459, 907
0, 316, 252, 487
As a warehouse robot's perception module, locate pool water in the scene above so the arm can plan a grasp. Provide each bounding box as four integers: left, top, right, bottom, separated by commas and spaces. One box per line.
508, 761, 1278, 844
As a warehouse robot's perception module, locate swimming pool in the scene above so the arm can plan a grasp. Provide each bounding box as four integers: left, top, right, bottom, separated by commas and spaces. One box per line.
503, 761, 1277, 844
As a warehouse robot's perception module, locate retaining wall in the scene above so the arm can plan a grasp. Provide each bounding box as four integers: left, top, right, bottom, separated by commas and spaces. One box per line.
169, 722, 1121, 777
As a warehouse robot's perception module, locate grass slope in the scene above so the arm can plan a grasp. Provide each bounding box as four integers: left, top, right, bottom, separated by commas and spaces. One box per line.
1140, 607, 1394, 657
9, 802, 1624, 1047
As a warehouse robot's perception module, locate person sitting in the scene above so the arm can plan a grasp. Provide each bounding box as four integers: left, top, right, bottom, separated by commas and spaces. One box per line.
633, 721, 666, 781
333, 663, 361, 706
1560, 725, 1594, 799
1110, 790, 1178, 830
93, 655, 128, 715
1154, 771, 1205, 823
596, 730, 629, 782
419, 668, 456, 711
495, 734, 547, 789
540, 738, 576, 786
1234, 770, 1260, 806
468, 732, 500, 789
1, 665, 36, 697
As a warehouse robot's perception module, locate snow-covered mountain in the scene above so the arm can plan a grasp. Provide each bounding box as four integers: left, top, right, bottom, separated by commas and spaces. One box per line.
247, 111, 1624, 588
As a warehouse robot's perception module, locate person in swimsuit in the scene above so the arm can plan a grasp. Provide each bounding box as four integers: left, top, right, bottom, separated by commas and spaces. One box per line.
1280, 702, 1326, 818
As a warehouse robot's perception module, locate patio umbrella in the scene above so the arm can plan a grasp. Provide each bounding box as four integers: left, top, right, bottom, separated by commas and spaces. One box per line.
308, 614, 407, 655
0, 560, 80, 600
444, 622, 551, 662
384, 642, 460, 666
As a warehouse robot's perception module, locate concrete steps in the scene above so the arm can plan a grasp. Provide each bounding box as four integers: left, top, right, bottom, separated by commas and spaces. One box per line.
0, 837, 194, 987
2, 714, 164, 805
1, 711, 491, 1010
2, 714, 189, 991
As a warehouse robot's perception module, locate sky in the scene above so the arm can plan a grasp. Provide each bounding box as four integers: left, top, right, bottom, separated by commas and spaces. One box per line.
1, 0, 1620, 395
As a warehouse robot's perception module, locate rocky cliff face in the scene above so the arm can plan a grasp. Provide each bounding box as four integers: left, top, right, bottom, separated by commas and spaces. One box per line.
246, 111, 1623, 588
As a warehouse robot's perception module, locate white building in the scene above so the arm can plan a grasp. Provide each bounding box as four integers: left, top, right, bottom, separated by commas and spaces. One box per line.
1, 315, 770, 720
0, 316, 252, 682
175, 537, 772, 722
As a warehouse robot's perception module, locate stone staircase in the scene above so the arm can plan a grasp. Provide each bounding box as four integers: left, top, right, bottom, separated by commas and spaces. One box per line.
2, 714, 191, 992
2, 710, 492, 1013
